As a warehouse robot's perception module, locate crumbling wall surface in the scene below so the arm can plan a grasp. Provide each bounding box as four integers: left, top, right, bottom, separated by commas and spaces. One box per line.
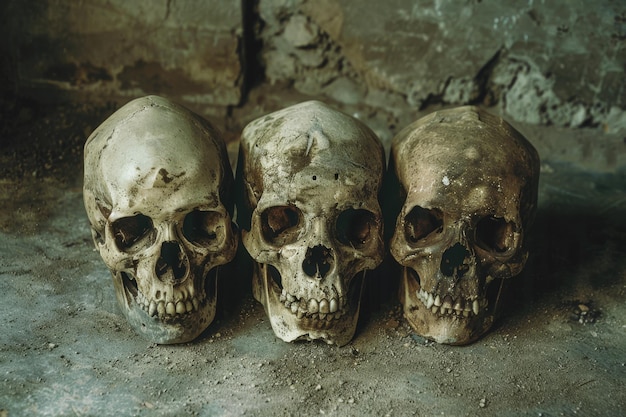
1, 0, 243, 106
258, 0, 626, 132
1, 0, 624, 132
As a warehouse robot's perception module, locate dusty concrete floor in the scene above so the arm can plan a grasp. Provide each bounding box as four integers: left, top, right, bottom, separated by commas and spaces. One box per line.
0, 92, 625, 416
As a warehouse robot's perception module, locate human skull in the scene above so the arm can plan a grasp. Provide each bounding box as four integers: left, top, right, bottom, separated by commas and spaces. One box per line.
238, 100, 385, 346
83, 95, 237, 344
389, 106, 539, 345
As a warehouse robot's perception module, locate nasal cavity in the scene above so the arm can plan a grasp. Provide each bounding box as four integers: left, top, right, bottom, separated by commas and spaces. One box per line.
156, 241, 188, 283
440, 242, 471, 278
302, 245, 333, 279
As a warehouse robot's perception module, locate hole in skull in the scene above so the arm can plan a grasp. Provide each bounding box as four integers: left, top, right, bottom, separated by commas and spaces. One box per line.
407, 267, 421, 289
440, 242, 471, 278
475, 216, 515, 253
120, 271, 138, 297
204, 266, 220, 300
261, 205, 302, 246
96, 201, 112, 219
112, 214, 154, 251
183, 210, 223, 246
336, 209, 378, 248
91, 228, 105, 246
404, 206, 443, 243
155, 241, 188, 283
267, 264, 283, 289
302, 245, 333, 279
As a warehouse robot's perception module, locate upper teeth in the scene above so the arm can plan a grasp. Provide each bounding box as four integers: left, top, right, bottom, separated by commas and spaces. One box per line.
417, 288, 486, 317
280, 289, 346, 321
136, 289, 202, 318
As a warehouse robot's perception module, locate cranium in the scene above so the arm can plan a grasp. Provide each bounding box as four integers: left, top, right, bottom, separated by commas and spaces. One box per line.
238, 100, 385, 346
83, 95, 237, 344
389, 106, 539, 345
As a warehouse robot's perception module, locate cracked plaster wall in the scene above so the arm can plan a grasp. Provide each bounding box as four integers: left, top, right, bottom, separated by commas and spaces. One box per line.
1, 0, 624, 132
259, 0, 626, 132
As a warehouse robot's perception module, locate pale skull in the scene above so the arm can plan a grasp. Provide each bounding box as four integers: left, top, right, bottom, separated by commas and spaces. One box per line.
389, 106, 539, 345
83, 95, 237, 344
238, 100, 385, 346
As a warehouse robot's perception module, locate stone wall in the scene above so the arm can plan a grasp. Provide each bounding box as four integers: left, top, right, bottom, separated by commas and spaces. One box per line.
1, 0, 624, 132
258, 0, 626, 132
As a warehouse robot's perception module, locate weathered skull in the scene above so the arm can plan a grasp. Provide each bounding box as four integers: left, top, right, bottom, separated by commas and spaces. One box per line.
83, 95, 237, 344
389, 106, 539, 345
238, 100, 385, 346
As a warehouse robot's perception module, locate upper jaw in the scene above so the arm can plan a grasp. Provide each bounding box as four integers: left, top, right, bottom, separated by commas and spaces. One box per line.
118, 269, 215, 320
112, 268, 219, 343
415, 287, 488, 318
261, 263, 365, 344
279, 288, 348, 322
404, 267, 489, 319
402, 267, 497, 345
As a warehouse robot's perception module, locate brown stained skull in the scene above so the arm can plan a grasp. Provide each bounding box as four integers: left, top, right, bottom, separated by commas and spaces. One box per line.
238, 101, 385, 346
83, 96, 237, 344
389, 106, 539, 345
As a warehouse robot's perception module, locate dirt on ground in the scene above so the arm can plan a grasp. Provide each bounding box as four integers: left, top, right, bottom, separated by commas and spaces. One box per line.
0, 92, 625, 417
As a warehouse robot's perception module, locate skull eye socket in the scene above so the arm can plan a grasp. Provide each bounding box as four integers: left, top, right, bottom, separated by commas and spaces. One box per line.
261, 205, 303, 245
475, 216, 516, 253
183, 210, 225, 247
336, 209, 378, 248
112, 214, 155, 251
404, 206, 443, 243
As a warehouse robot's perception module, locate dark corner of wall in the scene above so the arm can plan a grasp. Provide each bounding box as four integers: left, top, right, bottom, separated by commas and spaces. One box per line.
240, 0, 266, 104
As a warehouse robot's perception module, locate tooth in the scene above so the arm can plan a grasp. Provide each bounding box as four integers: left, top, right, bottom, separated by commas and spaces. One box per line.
431, 306, 439, 315
329, 298, 338, 313
291, 303, 298, 314
426, 293, 434, 309
326, 313, 334, 321
186, 301, 193, 312
463, 310, 470, 317
319, 299, 330, 314
176, 301, 186, 314
434, 295, 441, 307
308, 299, 319, 314
287, 293, 296, 302
149, 301, 157, 317
319, 312, 327, 320
472, 299, 480, 316
157, 301, 166, 316
192, 298, 199, 311
166, 302, 176, 315
281, 288, 287, 298
442, 298, 452, 311
453, 300, 463, 312
296, 308, 305, 319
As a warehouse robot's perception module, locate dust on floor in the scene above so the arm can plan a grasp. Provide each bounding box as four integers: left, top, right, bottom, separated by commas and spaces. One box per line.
1, 97, 625, 417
